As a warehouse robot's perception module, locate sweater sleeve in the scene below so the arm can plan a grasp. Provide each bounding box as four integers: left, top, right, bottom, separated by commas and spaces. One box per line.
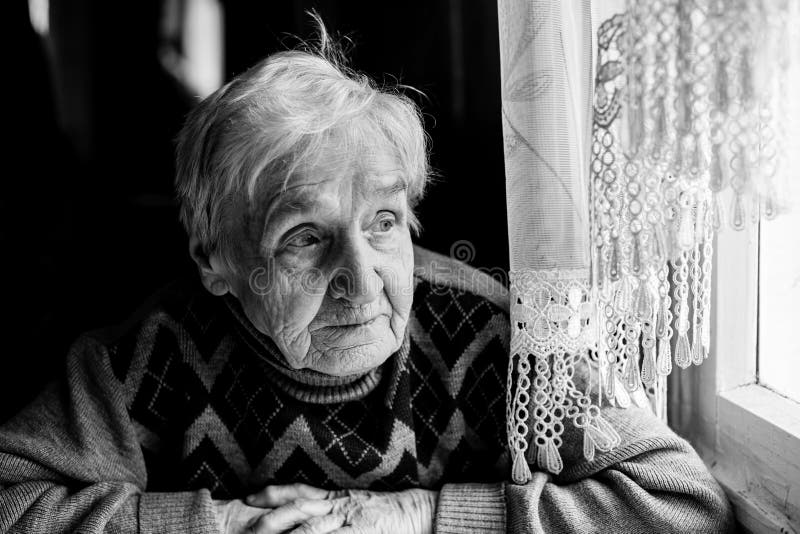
0, 335, 220, 534
435, 398, 735, 534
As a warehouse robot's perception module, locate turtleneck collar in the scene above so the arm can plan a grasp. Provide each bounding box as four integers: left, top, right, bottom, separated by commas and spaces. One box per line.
221, 294, 409, 405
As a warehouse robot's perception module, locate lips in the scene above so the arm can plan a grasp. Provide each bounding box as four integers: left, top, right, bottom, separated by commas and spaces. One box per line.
310, 315, 389, 348
310, 301, 392, 331
312, 315, 383, 331
334, 316, 378, 327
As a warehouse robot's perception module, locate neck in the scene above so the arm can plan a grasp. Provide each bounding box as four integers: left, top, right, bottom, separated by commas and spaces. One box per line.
221, 294, 407, 404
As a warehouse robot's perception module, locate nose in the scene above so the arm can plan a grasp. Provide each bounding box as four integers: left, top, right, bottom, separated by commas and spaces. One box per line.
328, 235, 383, 305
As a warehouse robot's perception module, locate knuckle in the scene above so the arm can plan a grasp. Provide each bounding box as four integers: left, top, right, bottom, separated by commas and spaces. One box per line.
330, 497, 350, 514
305, 515, 327, 527
283, 500, 301, 513
261, 510, 289, 532
252, 514, 272, 532
263, 485, 278, 501
332, 497, 365, 523
292, 515, 326, 534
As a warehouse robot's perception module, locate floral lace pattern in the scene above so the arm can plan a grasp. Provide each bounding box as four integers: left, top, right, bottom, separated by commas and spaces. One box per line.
508, 269, 620, 482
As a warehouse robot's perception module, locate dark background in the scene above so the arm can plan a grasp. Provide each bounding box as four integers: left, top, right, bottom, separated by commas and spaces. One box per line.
2, 0, 508, 421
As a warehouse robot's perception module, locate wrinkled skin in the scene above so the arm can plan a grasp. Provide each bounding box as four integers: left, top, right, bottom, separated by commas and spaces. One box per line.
204, 145, 415, 377
213, 483, 437, 534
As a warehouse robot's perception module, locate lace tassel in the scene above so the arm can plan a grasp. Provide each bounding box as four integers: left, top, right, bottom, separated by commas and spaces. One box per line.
586, 413, 621, 451
537, 440, 564, 474
509, 351, 533, 484
512, 447, 532, 484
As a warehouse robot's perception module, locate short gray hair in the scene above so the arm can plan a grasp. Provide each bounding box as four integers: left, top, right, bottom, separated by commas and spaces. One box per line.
175, 23, 430, 265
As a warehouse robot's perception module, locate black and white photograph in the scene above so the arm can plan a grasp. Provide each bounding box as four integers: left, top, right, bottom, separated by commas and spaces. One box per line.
2, 1, 798, 532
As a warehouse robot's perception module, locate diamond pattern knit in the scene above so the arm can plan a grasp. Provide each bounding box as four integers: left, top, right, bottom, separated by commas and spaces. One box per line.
102, 274, 509, 500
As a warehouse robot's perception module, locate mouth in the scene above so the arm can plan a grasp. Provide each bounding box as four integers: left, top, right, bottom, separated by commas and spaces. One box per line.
310, 315, 387, 336
328, 316, 380, 329
309, 294, 393, 331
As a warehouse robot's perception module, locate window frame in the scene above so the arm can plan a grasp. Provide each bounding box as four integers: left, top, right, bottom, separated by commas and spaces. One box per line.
669, 217, 800, 533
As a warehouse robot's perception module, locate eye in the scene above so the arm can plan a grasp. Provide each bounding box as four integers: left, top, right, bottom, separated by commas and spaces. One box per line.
372, 212, 397, 233
285, 230, 320, 248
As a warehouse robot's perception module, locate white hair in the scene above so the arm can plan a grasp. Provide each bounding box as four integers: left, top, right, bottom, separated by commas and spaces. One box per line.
175, 21, 430, 267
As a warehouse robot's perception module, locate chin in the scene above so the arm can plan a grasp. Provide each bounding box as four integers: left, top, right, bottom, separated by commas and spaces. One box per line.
309, 333, 398, 376
307, 316, 403, 376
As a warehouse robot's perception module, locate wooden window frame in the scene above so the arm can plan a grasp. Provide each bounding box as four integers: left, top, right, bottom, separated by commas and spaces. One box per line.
669, 219, 800, 533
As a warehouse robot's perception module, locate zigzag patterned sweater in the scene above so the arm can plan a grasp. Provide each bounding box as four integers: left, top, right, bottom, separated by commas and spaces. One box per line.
0, 247, 733, 533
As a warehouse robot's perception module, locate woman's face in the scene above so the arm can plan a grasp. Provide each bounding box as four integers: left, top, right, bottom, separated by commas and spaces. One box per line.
222, 145, 415, 376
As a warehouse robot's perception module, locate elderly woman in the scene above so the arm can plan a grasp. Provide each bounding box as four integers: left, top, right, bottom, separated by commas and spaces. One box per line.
0, 28, 733, 534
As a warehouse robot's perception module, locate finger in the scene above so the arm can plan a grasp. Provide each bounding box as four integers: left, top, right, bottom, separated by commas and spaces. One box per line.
248, 483, 333, 508
290, 513, 347, 534
329, 496, 360, 518
249, 499, 333, 533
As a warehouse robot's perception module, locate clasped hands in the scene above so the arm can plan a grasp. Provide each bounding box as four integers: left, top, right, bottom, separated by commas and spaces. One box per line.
213, 482, 438, 534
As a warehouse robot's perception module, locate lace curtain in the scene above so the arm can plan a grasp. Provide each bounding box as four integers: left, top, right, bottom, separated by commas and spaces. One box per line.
499, 0, 800, 484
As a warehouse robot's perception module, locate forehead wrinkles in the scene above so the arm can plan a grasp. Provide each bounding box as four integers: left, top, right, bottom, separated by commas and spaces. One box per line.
260, 180, 338, 230
264, 148, 402, 215
283, 181, 352, 216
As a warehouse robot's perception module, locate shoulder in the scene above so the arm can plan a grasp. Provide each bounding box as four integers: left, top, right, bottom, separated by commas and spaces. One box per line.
409, 245, 510, 367
72, 277, 235, 439
412, 244, 509, 314
84, 277, 230, 387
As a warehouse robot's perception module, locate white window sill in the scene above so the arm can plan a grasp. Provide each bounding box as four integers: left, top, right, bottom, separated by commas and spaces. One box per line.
707, 384, 800, 533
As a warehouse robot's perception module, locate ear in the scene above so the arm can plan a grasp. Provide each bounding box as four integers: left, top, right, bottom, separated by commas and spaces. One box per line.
188, 234, 231, 296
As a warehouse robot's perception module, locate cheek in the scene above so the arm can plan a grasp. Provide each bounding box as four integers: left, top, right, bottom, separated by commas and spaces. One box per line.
275, 271, 327, 332
236, 262, 328, 336
378, 234, 415, 316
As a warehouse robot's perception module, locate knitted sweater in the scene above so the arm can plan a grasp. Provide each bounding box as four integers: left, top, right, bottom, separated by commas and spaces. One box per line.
0, 246, 734, 533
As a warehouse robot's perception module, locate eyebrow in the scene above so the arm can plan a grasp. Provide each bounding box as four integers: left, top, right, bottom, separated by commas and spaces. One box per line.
367, 175, 408, 196
261, 176, 408, 234
263, 190, 317, 228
